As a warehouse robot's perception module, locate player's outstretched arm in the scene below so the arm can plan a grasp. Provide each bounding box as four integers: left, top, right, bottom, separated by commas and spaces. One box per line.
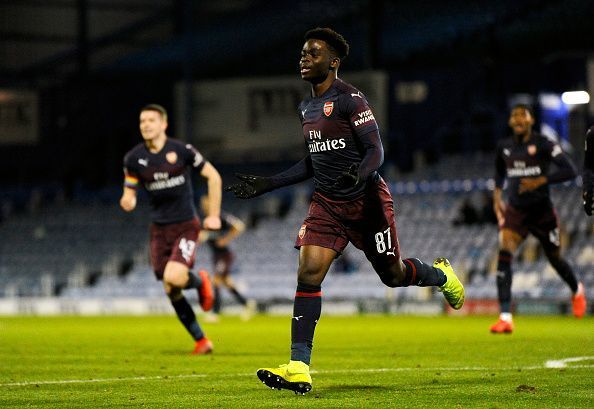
225, 156, 314, 199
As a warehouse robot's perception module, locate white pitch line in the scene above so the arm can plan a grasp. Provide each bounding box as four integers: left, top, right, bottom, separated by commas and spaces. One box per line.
2, 362, 593, 388
545, 356, 594, 368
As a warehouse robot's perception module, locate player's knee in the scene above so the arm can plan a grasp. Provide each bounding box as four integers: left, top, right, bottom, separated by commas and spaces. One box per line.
163, 270, 185, 289
166, 287, 182, 300
297, 263, 324, 285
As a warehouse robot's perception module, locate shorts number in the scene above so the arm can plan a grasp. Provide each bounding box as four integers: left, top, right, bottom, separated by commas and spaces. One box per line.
375, 228, 392, 254
548, 228, 560, 246
179, 238, 196, 262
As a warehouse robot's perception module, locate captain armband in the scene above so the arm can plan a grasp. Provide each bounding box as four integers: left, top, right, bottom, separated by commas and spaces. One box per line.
124, 175, 139, 189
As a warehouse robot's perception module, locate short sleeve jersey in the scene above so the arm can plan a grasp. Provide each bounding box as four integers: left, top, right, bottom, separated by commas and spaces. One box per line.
123, 138, 205, 224
298, 79, 381, 200
495, 133, 562, 208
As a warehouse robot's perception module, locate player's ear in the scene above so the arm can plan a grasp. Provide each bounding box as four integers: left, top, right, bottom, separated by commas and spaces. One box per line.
329, 57, 339, 71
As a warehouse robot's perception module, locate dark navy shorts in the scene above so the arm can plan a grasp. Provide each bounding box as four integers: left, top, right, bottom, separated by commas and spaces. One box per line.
295, 177, 400, 271
149, 217, 201, 280
501, 202, 560, 251
213, 250, 234, 276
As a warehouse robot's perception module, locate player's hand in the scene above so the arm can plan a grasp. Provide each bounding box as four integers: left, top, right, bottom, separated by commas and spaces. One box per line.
332, 163, 360, 190
203, 215, 221, 230
120, 196, 136, 212
518, 176, 547, 193
225, 174, 273, 199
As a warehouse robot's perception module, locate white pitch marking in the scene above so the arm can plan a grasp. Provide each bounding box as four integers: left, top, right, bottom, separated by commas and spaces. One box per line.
545, 356, 594, 368
2, 362, 593, 388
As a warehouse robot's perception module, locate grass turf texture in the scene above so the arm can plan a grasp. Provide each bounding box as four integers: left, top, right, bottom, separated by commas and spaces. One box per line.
0, 315, 592, 408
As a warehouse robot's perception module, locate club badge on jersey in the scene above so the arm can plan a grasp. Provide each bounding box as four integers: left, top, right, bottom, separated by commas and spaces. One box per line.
323, 101, 334, 117
166, 151, 178, 164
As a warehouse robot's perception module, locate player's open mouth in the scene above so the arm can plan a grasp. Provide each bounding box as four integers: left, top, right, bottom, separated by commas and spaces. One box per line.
300, 67, 311, 74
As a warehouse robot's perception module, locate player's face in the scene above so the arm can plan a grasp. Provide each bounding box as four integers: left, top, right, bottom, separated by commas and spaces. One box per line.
139, 110, 167, 141
508, 107, 534, 136
300, 39, 335, 83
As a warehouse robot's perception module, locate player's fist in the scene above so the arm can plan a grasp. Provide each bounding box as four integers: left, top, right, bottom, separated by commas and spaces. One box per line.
332, 163, 360, 190
120, 195, 136, 212
203, 215, 221, 230
225, 173, 274, 199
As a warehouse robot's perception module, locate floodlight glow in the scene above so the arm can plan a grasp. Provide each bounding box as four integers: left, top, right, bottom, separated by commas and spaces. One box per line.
561, 91, 590, 105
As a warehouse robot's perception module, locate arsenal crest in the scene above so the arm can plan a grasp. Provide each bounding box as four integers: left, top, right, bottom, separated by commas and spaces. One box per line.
527, 145, 536, 156
298, 224, 307, 239
323, 101, 334, 117
166, 151, 178, 164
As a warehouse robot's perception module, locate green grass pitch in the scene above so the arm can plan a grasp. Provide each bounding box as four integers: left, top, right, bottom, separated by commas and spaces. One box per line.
1, 314, 592, 408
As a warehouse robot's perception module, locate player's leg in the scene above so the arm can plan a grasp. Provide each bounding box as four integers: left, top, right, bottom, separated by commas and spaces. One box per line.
163, 219, 213, 353
169, 219, 214, 312
220, 273, 255, 321
257, 245, 335, 394
532, 212, 587, 318
257, 195, 347, 394
491, 227, 523, 333
218, 252, 249, 307
359, 179, 464, 309
211, 272, 223, 316
150, 224, 209, 352
163, 261, 212, 354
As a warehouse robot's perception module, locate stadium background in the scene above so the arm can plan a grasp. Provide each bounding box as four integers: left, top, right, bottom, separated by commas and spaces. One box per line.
0, 0, 592, 316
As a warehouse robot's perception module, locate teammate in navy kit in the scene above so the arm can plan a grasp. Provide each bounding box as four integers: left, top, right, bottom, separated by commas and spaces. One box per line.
226, 28, 465, 394
583, 126, 594, 216
199, 196, 254, 321
120, 104, 222, 354
490, 104, 587, 334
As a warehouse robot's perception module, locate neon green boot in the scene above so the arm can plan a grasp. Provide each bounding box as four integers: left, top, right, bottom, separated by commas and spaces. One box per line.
257, 360, 312, 395
434, 257, 465, 310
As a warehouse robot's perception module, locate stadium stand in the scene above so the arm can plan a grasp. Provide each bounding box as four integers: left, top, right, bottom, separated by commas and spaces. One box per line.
2, 154, 590, 314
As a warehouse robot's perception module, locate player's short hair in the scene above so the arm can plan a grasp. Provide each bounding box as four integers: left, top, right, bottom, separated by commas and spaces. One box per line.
511, 103, 534, 118
141, 104, 168, 121
304, 27, 349, 60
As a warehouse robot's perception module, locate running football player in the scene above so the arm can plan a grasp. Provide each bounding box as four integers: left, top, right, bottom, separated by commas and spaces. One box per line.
490, 104, 586, 334
120, 104, 222, 354
226, 28, 465, 394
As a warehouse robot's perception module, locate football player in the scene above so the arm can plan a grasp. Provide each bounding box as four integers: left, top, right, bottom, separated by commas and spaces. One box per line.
490, 104, 586, 334
227, 28, 465, 394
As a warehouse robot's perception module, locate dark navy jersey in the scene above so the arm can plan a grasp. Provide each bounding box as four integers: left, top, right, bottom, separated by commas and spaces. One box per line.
123, 138, 206, 224
495, 132, 573, 208
298, 78, 381, 199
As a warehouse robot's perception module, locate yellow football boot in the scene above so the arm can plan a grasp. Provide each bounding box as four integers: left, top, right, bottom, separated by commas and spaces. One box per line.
257, 360, 312, 395
434, 257, 465, 310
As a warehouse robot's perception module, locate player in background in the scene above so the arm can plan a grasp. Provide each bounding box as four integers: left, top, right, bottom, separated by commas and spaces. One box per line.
226, 28, 465, 394
120, 104, 222, 354
199, 196, 255, 321
583, 126, 594, 216
491, 104, 587, 334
